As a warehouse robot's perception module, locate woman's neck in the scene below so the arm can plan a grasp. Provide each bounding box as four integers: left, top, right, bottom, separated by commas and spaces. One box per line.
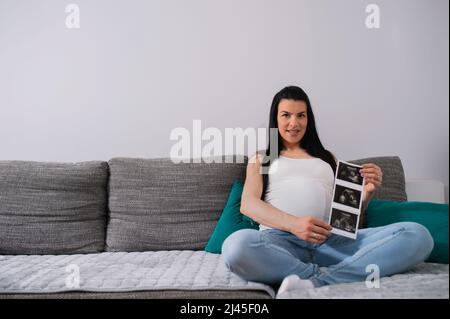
281, 143, 301, 152
280, 147, 311, 158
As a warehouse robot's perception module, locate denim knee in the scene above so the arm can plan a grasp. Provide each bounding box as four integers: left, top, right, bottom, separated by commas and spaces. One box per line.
221, 229, 260, 271
397, 222, 434, 262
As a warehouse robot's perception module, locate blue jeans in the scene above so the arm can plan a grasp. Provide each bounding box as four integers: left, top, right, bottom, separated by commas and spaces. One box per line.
221, 222, 434, 287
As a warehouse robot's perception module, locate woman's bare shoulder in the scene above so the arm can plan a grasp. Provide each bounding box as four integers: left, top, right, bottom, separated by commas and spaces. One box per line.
248, 151, 265, 165
330, 151, 338, 165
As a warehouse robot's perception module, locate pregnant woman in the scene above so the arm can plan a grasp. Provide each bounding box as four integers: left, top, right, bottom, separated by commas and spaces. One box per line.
221, 86, 433, 293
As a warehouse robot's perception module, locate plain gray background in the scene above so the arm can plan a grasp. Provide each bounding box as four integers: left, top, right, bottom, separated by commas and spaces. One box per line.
0, 0, 448, 202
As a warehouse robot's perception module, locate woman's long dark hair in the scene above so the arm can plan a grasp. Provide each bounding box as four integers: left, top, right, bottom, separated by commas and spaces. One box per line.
261, 86, 337, 200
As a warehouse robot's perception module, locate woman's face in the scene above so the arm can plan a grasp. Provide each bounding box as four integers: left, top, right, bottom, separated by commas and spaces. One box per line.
277, 99, 308, 148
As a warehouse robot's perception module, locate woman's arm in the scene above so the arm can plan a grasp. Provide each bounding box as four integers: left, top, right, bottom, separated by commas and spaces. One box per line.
359, 192, 374, 228
361, 193, 375, 212
240, 154, 332, 243
240, 154, 296, 232
359, 163, 383, 228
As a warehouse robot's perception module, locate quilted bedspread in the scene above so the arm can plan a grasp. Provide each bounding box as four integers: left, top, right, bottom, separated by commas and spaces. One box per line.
1, 251, 447, 299
276, 262, 449, 299
0, 251, 275, 297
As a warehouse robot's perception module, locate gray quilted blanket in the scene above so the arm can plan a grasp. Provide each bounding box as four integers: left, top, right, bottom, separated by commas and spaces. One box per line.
0, 251, 275, 297
276, 262, 449, 299
1, 251, 447, 299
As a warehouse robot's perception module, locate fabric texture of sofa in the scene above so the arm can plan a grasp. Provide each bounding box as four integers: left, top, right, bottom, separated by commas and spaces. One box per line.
0, 155, 448, 299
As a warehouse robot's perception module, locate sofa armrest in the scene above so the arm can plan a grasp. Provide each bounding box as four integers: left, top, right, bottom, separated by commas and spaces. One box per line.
405, 179, 445, 204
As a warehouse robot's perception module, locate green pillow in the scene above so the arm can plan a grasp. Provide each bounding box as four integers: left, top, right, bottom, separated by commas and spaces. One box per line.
205, 180, 259, 254
366, 199, 449, 264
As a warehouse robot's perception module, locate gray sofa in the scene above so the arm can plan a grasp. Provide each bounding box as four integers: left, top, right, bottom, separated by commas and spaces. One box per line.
0, 156, 448, 299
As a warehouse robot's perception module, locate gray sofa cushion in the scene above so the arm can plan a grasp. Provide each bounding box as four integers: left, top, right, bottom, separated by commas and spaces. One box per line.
349, 156, 407, 228
349, 156, 407, 202
276, 263, 449, 299
0, 161, 108, 254
106, 156, 247, 251
0, 250, 275, 297
0, 290, 272, 299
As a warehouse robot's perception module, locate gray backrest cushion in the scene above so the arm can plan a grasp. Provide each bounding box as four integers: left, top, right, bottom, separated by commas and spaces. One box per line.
349, 156, 407, 201
0, 161, 108, 254
106, 156, 247, 251
349, 156, 407, 228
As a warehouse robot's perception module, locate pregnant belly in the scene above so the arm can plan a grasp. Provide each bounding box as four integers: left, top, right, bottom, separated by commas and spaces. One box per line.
266, 179, 331, 220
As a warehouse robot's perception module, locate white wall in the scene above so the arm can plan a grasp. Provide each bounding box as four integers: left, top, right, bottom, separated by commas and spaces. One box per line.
0, 0, 448, 202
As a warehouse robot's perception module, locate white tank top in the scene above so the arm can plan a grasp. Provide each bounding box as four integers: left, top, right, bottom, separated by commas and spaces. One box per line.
259, 156, 335, 231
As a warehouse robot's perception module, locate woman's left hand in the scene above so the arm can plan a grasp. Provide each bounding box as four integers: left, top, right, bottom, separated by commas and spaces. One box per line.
360, 163, 383, 201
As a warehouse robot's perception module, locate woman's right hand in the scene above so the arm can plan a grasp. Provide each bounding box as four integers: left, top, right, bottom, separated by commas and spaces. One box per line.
289, 216, 332, 244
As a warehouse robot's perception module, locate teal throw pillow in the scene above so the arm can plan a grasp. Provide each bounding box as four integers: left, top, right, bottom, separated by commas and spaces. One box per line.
205, 180, 259, 254
366, 199, 449, 264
